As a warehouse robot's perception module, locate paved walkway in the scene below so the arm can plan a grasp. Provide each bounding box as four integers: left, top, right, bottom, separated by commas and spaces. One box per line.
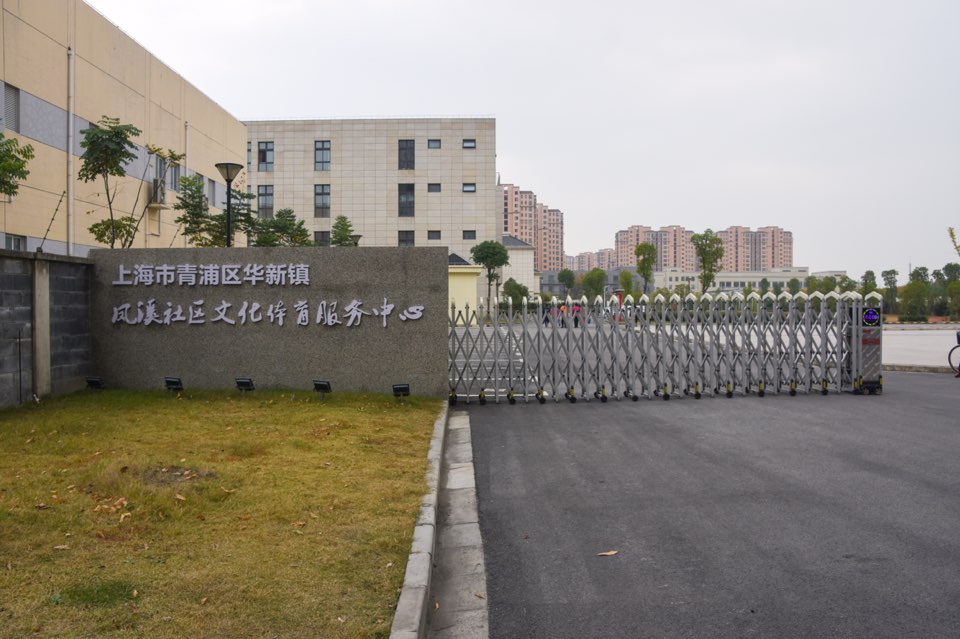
427, 412, 488, 638
470, 372, 960, 638
883, 326, 958, 369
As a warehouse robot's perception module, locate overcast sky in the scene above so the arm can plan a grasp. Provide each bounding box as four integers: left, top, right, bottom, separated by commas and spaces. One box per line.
86, 0, 960, 281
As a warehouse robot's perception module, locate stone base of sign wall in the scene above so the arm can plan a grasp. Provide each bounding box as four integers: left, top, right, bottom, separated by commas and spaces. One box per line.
89, 247, 448, 396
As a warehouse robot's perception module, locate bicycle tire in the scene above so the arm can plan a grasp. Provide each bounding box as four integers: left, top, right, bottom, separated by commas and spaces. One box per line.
950, 345, 960, 373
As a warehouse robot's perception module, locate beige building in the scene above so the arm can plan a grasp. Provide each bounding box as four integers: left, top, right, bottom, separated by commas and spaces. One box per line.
243, 118, 498, 262
0, 0, 246, 256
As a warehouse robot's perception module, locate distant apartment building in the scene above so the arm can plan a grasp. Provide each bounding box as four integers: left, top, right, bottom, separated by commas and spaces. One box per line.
613, 224, 793, 273
244, 118, 498, 260
615, 225, 654, 268
535, 204, 564, 272
501, 183, 564, 272
0, 0, 246, 255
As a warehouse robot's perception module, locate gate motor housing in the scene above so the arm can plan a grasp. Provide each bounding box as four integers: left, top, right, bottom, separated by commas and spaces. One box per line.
860, 305, 882, 394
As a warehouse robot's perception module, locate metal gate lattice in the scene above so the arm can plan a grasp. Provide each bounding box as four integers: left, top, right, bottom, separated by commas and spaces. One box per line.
448, 291, 881, 404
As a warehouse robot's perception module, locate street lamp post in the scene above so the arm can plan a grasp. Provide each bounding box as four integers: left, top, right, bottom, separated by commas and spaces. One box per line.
215, 162, 243, 247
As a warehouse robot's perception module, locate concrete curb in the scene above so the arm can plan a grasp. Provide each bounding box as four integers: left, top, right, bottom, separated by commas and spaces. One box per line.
390, 401, 450, 639
883, 364, 954, 374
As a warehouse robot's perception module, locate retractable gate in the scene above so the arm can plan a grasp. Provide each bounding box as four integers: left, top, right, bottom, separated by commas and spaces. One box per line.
448, 291, 883, 404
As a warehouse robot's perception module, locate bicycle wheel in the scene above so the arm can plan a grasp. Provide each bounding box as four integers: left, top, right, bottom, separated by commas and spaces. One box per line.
949, 345, 960, 373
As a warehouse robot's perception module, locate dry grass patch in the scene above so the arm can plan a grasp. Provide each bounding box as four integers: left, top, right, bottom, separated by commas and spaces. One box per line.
0, 389, 439, 638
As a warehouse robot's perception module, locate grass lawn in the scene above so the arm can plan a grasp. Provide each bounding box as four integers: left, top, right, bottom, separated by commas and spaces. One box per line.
0, 389, 440, 638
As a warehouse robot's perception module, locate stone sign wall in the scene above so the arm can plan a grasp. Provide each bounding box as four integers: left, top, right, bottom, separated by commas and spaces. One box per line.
89, 247, 448, 396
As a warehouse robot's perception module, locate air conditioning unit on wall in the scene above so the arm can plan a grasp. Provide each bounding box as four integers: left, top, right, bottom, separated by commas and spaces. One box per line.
149, 178, 168, 209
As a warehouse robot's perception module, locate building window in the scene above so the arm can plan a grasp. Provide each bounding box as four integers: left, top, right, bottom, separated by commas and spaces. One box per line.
207, 178, 217, 208
258, 141, 274, 171
315, 140, 331, 171
314, 231, 330, 247
428, 230, 441, 240
398, 183, 414, 217
246, 142, 252, 173
257, 185, 274, 219
161, 162, 181, 193
398, 139, 415, 170
314, 184, 331, 218
462, 139, 476, 149
4, 84, 20, 133
462, 230, 476, 240
428, 183, 441, 193
4, 234, 25, 251
398, 230, 415, 247
428, 139, 441, 149
462, 183, 476, 192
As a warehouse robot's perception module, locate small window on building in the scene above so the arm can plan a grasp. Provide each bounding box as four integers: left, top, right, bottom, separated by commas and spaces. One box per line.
257, 184, 274, 219
428, 230, 441, 240
4, 84, 20, 133
314, 184, 331, 218
4, 234, 26, 251
398, 230, 415, 247
462, 230, 476, 240
207, 178, 217, 208
428, 183, 441, 193
258, 141, 274, 171
428, 139, 441, 149
398, 183, 415, 217
462, 183, 476, 193
398, 139, 415, 170
315, 140, 331, 171
462, 139, 476, 149
246, 142, 252, 172
315, 231, 330, 247
161, 162, 181, 193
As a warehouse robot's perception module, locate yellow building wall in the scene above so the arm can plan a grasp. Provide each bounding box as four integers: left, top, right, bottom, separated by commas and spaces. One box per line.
449, 266, 482, 311
0, 0, 246, 254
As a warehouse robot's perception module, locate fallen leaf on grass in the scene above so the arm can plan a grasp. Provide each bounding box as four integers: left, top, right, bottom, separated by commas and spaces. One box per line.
35, 503, 51, 510
53, 545, 69, 551
597, 550, 619, 557
174, 494, 186, 501
337, 616, 345, 623
220, 487, 236, 494
132, 590, 139, 598
96, 530, 106, 539
119, 512, 131, 523
291, 521, 307, 527
200, 597, 209, 605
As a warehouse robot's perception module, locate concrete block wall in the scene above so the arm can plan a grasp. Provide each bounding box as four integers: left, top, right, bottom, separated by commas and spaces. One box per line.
0, 250, 93, 409
49, 261, 92, 395
0, 256, 33, 406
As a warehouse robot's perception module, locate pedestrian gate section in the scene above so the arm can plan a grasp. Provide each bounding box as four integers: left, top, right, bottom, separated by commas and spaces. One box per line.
448, 291, 883, 404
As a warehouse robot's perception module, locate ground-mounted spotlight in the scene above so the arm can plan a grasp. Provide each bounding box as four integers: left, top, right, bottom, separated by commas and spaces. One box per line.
393, 383, 410, 404
235, 377, 255, 392
164, 376, 184, 392
85, 376, 104, 390
313, 379, 332, 400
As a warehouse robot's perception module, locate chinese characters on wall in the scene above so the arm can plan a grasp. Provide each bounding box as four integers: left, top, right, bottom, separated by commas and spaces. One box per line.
109, 263, 424, 329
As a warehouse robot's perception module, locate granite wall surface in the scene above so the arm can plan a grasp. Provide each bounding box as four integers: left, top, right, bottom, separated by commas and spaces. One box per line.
89, 247, 449, 395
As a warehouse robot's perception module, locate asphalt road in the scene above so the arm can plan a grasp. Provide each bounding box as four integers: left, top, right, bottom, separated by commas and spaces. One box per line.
469, 371, 960, 638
